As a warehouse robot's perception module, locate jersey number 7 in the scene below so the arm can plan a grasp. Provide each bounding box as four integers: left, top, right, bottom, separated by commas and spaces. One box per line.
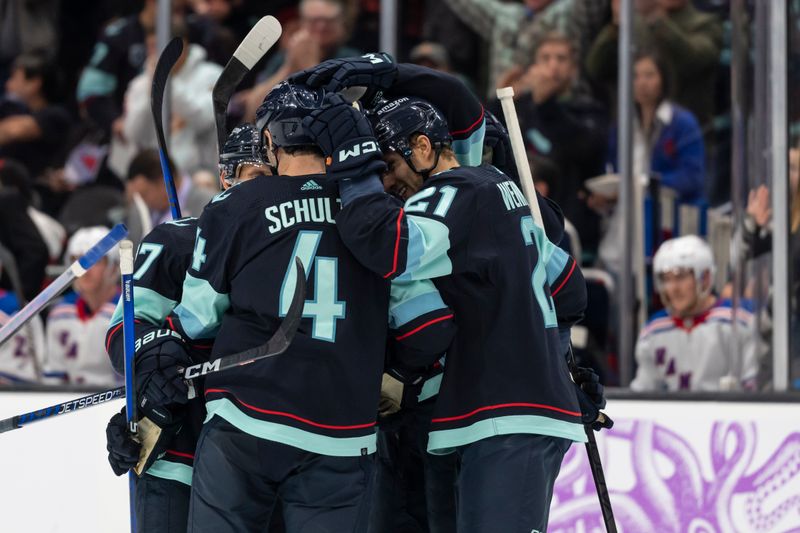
521, 216, 557, 328
279, 231, 346, 342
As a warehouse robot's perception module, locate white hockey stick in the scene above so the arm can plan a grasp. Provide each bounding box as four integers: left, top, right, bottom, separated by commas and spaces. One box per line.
0, 224, 128, 347
213, 15, 282, 152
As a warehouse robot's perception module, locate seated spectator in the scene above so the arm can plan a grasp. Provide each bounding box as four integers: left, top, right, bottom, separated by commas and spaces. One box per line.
631, 235, 758, 392
586, 0, 723, 129
122, 21, 222, 175
126, 149, 215, 229
239, 0, 360, 119
43, 227, 122, 387
490, 32, 607, 253
0, 52, 72, 212
0, 189, 48, 301
0, 286, 45, 385
596, 50, 705, 271
409, 41, 476, 94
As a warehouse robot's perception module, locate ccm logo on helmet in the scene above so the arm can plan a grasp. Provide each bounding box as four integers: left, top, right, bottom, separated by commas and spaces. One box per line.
337, 141, 379, 162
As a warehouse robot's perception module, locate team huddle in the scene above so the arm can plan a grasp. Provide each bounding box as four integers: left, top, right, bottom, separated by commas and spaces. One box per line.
103, 53, 607, 533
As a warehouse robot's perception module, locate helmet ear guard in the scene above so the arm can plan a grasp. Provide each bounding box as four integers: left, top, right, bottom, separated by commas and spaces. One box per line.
218, 123, 268, 185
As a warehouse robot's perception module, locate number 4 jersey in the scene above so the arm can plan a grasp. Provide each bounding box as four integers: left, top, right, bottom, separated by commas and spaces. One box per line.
173, 174, 452, 457
336, 164, 588, 454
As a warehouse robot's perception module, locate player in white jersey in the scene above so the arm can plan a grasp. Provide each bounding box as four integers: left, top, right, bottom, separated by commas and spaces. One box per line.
43, 227, 122, 386
0, 288, 45, 384
631, 235, 759, 392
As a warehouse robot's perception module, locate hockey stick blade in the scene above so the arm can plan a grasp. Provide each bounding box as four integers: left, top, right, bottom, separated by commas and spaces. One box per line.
182, 257, 306, 379
213, 15, 282, 152
151, 37, 184, 220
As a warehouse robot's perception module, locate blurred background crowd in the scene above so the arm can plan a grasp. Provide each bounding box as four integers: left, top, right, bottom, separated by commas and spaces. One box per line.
0, 0, 797, 394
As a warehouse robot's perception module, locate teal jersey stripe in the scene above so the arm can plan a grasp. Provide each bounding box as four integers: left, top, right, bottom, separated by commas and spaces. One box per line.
108, 299, 123, 329
452, 120, 486, 167
174, 273, 230, 339
76, 67, 117, 101
396, 215, 453, 282
133, 286, 177, 324
205, 398, 377, 457
389, 279, 448, 328
417, 373, 443, 403
427, 414, 586, 455
146, 459, 193, 486
545, 245, 570, 286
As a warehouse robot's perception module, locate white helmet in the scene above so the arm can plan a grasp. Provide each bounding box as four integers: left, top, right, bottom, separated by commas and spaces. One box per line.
66, 226, 119, 265
653, 235, 715, 298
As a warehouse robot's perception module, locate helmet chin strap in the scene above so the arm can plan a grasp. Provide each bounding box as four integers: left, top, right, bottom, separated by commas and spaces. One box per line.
402, 145, 443, 181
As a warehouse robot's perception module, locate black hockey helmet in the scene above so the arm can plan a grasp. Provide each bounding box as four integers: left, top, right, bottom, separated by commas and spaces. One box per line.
218, 123, 267, 184
255, 81, 324, 149
369, 96, 452, 177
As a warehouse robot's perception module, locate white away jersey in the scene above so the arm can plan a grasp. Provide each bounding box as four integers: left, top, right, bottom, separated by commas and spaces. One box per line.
631, 299, 758, 392
44, 293, 121, 386
0, 290, 45, 385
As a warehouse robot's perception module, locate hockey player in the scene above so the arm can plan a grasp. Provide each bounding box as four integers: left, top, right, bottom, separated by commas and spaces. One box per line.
104, 123, 271, 533
170, 81, 454, 533
297, 87, 591, 532
0, 287, 45, 385
631, 235, 758, 391
43, 227, 121, 386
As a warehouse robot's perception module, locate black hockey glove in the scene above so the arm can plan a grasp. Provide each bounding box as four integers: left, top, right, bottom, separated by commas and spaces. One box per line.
134, 329, 193, 418
106, 407, 140, 476
290, 53, 397, 107
302, 93, 387, 180
572, 366, 613, 431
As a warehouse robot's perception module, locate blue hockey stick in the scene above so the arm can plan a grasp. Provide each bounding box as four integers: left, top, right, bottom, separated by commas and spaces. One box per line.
151, 37, 184, 220
119, 241, 137, 531
0, 224, 128, 348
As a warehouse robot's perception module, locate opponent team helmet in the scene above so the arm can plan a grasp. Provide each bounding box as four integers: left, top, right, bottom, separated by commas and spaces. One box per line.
218, 123, 267, 184
66, 226, 119, 265
255, 81, 324, 148
653, 235, 715, 297
369, 96, 452, 159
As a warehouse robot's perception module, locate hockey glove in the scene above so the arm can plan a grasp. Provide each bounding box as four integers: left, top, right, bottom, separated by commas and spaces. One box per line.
302, 93, 387, 180
134, 329, 193, 416
106, 407, 140, 476
572, 366, 613, 431
379, 373, 405, 418
290, 53, 397, 107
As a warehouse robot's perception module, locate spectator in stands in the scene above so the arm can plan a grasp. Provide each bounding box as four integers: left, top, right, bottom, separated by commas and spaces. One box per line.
126, 149, 214, 229
491, 32, 607, 253
0, 0, 59, 84
408, 41, 475, 94
0, 187, 48, 301
0, 284, 45, 385
0, 53, 72, 187
595, 50, 705, 271
43, 227, 121, 387
586, 0, 723, 129
238, 0, 360, 119
76, 0, 156, 139
0, 158, 65, 262
441, 0, 577, 96
122, 21, 222, 175
631, 235, 758, 392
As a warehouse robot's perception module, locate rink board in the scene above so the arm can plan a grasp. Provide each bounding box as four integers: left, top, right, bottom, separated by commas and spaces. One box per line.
0, 393, 797, 532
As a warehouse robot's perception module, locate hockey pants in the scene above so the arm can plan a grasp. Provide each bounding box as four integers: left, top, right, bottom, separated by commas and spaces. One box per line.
135, 473, 190, 533
455, 433, 572, 533
187, 415, 374, 533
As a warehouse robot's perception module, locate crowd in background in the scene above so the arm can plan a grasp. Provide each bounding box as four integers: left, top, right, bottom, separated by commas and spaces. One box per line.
0, 0, 795, 391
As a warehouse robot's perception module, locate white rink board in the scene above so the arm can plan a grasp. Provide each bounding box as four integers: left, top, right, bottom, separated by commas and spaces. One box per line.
0, 393, 798, 532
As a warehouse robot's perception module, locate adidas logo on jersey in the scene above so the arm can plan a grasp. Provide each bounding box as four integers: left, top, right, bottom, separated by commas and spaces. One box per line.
301, 180, 323, 191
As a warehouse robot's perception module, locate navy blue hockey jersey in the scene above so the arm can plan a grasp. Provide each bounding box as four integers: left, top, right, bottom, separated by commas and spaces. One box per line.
106, 217, 205, 485
337, 164, 587, 454
173, 174, 453, 457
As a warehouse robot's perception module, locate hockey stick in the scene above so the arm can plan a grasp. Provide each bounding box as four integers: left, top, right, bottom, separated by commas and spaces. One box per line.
0, 242, 42, 381
0, 224, 128, 348
119, 241, 137, 531
497, 87, 618, 533
213, 15, 282, 153
0, 258, 306, 434
151, 37, 184, 220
